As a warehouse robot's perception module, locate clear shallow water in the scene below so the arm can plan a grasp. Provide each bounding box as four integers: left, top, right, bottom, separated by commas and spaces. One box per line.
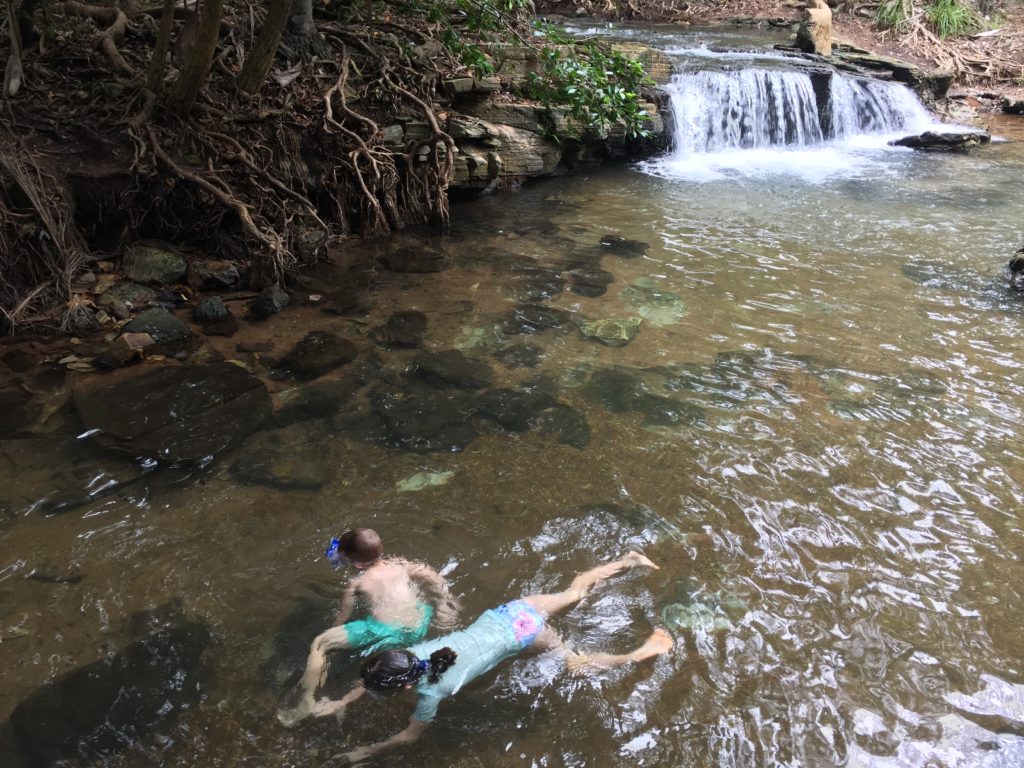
3, 30, 1024, 768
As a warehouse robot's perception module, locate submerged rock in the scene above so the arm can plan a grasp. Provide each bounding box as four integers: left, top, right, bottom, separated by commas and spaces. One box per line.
73, 362, 271, 463
512, 264, 565, 302
277, 331, 358, 379
503, 303, 573, 334
533, 401, 591, 449
7, 606, 210, 766
395, 469, 456, 492
269, 374, 364, 428
568, 268, 615, 297
230, 422, 330, 491
367, 381, 480, 452
121, 307, 191, 345
623, 277, 688, 325
583, 367, 704, 426
477, 388, 557, 432
408, 349, 494, 389
890, 129, 991, 152
493, 342, 542, 369
599, 234, 650, 258
0, 387, 37, 438
380, 243, 452, 273
577, 316, 643, 347
372, 311, 428, 348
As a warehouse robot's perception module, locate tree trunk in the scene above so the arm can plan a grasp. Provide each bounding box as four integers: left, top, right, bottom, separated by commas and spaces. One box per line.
145, 0, 176, 95
166, 0, 225, 115
236, 0, 292, 95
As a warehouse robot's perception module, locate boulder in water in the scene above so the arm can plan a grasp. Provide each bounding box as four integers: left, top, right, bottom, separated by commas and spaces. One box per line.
372, 311, 428, 348
277, 331, 358, 379
577, 316, 643, 347
269, 374, 364, 427
7, 606, 210, 766
493, 342, 542, 369
380, 242, 452, 273
73, 362, 271, 463
366, 381, 480, 452
408, 349, 494, 389
121, 307, 192, 345
890, 129, 991, 152
599, 234, 649, 258
230, 422, 330, 490
568, 268, 615, 297
503, 303, 573, 334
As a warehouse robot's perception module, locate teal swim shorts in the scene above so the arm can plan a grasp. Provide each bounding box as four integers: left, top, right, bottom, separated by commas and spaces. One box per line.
345, 603, 434, 654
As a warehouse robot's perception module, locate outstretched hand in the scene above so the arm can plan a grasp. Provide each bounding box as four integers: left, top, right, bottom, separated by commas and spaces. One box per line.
312, 697, 344, 718
341, 745, 375, 764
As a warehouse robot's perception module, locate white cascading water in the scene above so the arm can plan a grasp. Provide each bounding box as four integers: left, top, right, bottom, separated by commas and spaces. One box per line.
669, 70, 824, 154
644, 66, 944, 182
827, 74, 934, 138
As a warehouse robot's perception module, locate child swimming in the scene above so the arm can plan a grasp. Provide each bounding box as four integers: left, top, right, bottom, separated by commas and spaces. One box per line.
277, 528, 459, 727
312, 551, 672, 763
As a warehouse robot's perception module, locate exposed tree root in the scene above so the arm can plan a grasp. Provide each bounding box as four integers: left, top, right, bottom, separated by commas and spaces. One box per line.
63, 0, 135, 76
0, 144, 87, 332
2, 3, 461, 331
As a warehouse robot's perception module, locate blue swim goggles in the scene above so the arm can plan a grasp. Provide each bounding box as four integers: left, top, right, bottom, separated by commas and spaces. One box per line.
325, 538, 349, 568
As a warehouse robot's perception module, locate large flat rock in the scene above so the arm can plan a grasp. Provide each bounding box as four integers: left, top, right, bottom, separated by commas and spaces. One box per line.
73, 362, 271, 463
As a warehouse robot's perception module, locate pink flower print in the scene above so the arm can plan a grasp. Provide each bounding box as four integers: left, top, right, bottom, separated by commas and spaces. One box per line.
512, 611, 541, 645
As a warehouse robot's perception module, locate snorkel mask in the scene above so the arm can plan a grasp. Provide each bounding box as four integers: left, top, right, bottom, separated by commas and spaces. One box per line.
325, 538, 349, 569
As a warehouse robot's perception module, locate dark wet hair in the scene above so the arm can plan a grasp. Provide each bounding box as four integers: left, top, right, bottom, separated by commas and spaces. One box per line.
361, 647, 458, 690
339, 528, 383, 564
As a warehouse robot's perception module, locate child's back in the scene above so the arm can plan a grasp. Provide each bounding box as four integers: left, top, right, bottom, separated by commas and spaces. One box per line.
277, 529, 458, 726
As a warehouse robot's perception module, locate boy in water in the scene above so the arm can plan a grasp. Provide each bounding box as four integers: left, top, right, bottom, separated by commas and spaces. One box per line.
278, 528, 459, 726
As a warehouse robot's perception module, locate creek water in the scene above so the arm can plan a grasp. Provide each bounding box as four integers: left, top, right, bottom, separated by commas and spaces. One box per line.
3, 25, 1024, 768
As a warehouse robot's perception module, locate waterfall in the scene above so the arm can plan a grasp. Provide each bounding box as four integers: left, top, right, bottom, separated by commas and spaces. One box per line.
666, 68, 934, 157
827, 75, 933, 139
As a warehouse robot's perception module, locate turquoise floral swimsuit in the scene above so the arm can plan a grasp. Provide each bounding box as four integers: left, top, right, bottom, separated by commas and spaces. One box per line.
406, 600, 546, 722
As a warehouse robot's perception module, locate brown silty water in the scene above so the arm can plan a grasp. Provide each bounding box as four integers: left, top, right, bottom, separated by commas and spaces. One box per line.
3, 42, 1024, 768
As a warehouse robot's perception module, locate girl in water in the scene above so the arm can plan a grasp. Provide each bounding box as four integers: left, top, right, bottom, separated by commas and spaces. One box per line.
312, 551, 672, 764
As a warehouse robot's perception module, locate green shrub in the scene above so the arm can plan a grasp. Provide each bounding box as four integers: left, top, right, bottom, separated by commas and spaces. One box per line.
925, 0, 981, 38
875, 0, 910, 31
527, 27, 653, 139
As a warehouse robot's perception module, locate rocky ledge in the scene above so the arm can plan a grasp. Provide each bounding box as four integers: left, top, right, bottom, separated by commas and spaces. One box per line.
890, 129, 992, 152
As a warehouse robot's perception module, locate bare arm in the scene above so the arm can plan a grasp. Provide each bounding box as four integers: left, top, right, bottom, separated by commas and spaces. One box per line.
406, 561, 461, 628
342, 717, 429, 764
334, 582, 358, 626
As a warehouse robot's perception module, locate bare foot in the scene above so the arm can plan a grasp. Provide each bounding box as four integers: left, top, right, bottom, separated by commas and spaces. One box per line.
630, 628, 674, 661
623, 551, 659, 570
277, 700, 313, 728
565, 652, 591, 674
